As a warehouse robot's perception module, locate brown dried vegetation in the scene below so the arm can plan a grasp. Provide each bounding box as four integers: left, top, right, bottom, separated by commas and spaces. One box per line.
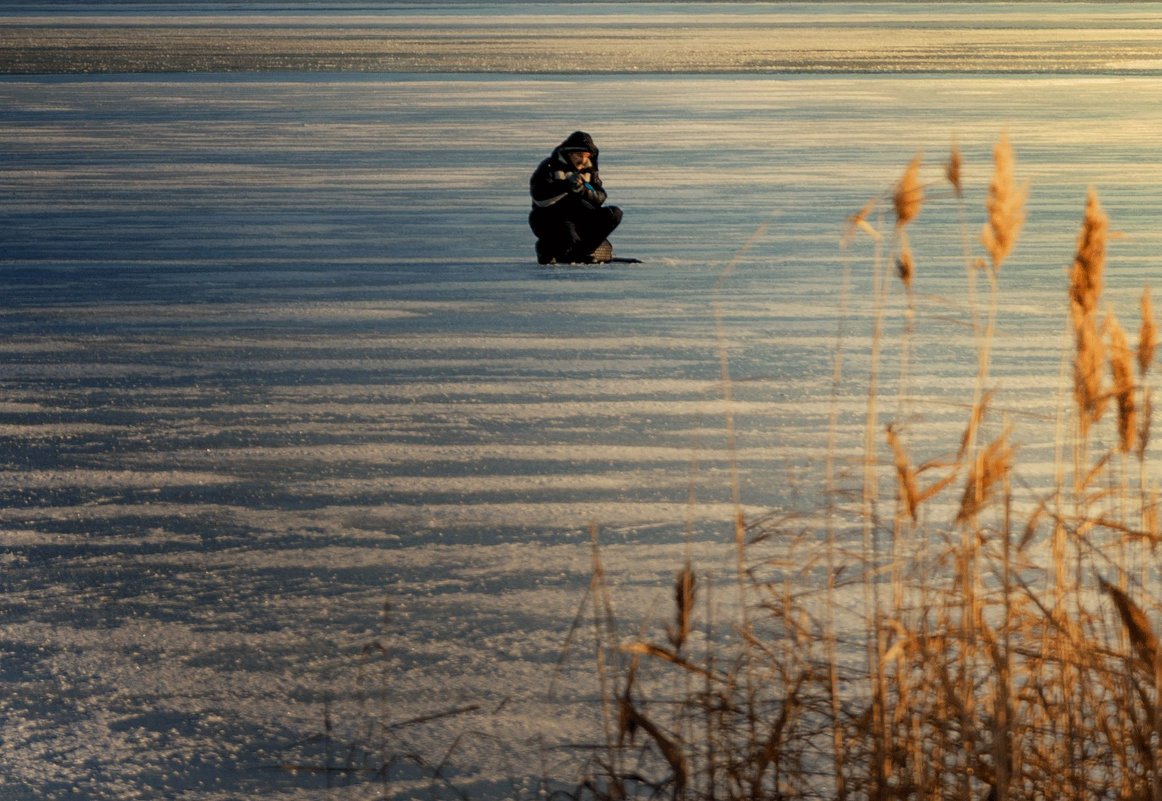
569, 137, 1162, 801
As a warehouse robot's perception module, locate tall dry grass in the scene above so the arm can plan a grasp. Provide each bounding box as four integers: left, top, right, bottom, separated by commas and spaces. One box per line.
568, 136, 1162, 801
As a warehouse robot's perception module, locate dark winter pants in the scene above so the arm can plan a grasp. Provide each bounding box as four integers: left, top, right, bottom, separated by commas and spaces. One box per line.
529, 205, 622, 263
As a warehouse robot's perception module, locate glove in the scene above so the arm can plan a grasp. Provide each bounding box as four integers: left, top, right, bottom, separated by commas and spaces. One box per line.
565, 172, 585, 192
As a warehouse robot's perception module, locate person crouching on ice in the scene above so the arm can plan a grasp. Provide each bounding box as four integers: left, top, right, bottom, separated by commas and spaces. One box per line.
529, 131, 622, 264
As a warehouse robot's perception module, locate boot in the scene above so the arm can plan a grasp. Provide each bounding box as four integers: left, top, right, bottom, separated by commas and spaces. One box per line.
535, 240, 556, 265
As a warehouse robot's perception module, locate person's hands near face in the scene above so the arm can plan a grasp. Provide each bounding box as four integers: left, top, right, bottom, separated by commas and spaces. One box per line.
568, 150, 592, 170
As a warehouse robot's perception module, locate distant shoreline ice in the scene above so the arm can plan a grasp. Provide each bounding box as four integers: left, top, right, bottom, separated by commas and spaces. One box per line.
7, 3, 1162, 74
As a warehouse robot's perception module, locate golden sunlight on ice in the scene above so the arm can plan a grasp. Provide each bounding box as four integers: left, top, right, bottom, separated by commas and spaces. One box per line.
5, 11, 1162, 73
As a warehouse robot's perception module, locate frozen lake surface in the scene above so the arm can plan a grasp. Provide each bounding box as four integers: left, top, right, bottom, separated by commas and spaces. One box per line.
12, 2, 1162, 74
6, 4, 1162, 800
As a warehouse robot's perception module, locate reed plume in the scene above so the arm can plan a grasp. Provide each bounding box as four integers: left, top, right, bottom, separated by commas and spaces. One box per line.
980, 133, 1026, 274
1069, 189, 1110, 433
946, 141, 963, 198
1139, 286, 1156, 377
1070, 189, 1108, 320
894, 153, 923, 227
1108, 312, 1137, 454
896, 246, 915, 291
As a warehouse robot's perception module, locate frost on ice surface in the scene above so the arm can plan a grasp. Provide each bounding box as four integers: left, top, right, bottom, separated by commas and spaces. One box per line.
5, 6, 1162, 797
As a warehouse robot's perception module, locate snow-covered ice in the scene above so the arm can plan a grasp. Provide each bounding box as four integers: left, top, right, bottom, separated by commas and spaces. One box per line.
6, 4, 1162, 799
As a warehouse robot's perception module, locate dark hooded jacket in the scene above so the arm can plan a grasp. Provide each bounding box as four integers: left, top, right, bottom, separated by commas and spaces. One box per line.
529, 131, 608, 220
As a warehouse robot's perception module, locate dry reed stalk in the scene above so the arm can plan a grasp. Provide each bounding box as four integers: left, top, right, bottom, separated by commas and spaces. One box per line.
991, 464, 1015, 801
825, 250, 854, 801
886, 423, 920, 522
959, 389, 993, 460
713, 219, 769, 628
1098, 578, 1160, 674
885, 424, 960, 527
667, 561, 696, 653
588, 525, 627, 793
1019, 499, 1047, 552
893, 158, 921, 414
860, 196, 890, 771
980, 133, 1026, 274
844, 199, 881, 247
894, 153, 923, 227
581, 135, 1162, 801
617, 680, 690, 796
1045, 334, 1069, 599
865, 149, 936, 801
946, 138, 980, 342
956, 428, 1013, 524
1139, 286, 1157, 377
1108, 312, 1138, 454
1139, 390, 1153, 462
1144, 490, 1160, 543
1138, 289, 1156, 584
701, 574, 717, 801
970, 137, 1024, 464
